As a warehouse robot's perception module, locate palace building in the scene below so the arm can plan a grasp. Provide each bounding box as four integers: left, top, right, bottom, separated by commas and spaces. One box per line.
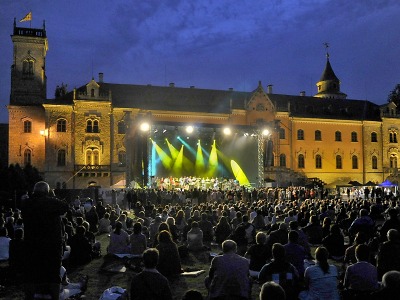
7, 20, 400, 190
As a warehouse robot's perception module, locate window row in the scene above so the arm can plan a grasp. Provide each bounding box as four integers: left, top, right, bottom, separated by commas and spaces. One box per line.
278, 154, 379, 170
22, 119, 102, 134
23, 148, 126, 166
293, 130, 381, 142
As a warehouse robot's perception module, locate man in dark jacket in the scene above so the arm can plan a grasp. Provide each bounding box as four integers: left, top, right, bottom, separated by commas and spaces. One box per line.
130, 248, 173, 300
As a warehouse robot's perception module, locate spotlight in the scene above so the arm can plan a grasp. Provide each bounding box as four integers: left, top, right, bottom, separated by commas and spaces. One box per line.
244, 132, 249, 137
140, 122, 150, 132
262, 129, 270, 136
153, 129, 158, 133
223, 127, 231, 135
186, 126, 194, 134
163, 129, 167, 133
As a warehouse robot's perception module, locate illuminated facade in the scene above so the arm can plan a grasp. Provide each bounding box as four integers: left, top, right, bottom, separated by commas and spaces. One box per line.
7, 21, 400, 189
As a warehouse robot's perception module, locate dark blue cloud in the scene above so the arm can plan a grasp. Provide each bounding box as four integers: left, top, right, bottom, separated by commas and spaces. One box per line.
0, 0, 399, 122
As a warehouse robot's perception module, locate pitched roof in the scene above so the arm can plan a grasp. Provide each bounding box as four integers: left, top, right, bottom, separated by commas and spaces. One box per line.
99, 83, 250, 114
45, 82, 381, 121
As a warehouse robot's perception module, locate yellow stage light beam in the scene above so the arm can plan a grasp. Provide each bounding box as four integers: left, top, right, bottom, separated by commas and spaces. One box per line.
207, 140, 218, 177
152, 141, 172, 170
172, 145, 184, 176
166, 138, 179, 160
230, 160, 251, 186
195, 140, 205, 176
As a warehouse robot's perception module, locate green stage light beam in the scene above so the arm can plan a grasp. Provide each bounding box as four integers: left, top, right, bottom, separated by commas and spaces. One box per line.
177, 136, 196, 156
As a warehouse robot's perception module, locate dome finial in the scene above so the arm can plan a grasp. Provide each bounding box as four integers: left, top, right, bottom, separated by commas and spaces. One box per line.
323, 42, 330, 59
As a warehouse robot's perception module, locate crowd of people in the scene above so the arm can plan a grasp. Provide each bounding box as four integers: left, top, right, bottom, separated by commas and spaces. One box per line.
1, 182, 400, 299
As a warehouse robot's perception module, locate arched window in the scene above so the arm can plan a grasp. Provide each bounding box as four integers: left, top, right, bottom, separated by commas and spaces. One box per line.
93, 120, 99, 133
279, 154, 286, 167
86, 119, 100, 133
23, 120, 32, 133
279, 128, 285, 140
351, 132, 358, 142
335, 131, 342, 141
372, 156, 378, 169
297, 129, 304, 140
336, 155, 342, 169
23, 59, 34, 75
118, 151, 126, 166
118, 121, 126, 134
24, 149, 32, 165
57, 149, 66, 166
315, 130, 322, 141
390, 154, 398, 169
57, 119, 67, 132
352, 155, 358, 169
86, 120, 93, 133
298, 154, 305, 168
86, 148, 100, 165
315, 154, 322, 169
371, 132, 378, 142
390, 132, 398, 143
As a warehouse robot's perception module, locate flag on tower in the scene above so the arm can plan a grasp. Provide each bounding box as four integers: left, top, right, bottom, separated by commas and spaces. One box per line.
19, 12, 32, 22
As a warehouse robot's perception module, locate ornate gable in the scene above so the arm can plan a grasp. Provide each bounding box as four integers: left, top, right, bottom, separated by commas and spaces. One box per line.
246, 81, 275, 124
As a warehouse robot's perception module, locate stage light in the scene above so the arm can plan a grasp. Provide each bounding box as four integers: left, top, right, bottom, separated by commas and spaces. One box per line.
163, 129, 167, 133
186, 126, 194, 133
244, 133, 249, 137
262, 129, 270, 136
140, 122, 150, 132
223, 127, 232, 135
153, 129, 158, 133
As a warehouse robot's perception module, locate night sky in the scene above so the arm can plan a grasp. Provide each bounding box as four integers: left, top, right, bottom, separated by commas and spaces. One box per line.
1, 1, 399, 123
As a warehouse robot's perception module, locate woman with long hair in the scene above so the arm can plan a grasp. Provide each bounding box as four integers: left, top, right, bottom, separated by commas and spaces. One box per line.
299, 246, 340, 300
214, 216, 232, 245
156, 230, 183, 277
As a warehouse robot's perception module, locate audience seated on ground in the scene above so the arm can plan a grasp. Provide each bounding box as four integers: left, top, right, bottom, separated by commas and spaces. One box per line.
259, 281, 286, 300
187, 221, 205, 251
371, 270, 400, 299
0, 227, 10, 261
341, 244, 378, 299
259, 243, 299, 300
156, 230, 183, 277
107, 221, 130, 255
130, 248, 173, 300
245, 232, 270, 278
299, 246, 340, 300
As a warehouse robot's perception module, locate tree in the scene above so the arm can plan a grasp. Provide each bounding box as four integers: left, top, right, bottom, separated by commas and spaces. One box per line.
388, 83, 400, 106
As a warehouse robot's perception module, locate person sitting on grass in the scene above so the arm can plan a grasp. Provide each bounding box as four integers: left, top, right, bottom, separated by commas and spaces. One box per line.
156, 230, 183, 277
98, 212, 112, 234
187, 221, 206, 251
68, 225, 93, 266
130, 248, 173, 300
107, 221, 130, 255
259, 281, 286, 300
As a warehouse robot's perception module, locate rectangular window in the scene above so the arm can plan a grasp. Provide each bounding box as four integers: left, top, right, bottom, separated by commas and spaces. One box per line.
24, 120, 32, 133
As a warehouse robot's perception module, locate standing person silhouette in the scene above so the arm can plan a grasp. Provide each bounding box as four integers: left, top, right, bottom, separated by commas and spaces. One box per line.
22, 181, 68, 299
